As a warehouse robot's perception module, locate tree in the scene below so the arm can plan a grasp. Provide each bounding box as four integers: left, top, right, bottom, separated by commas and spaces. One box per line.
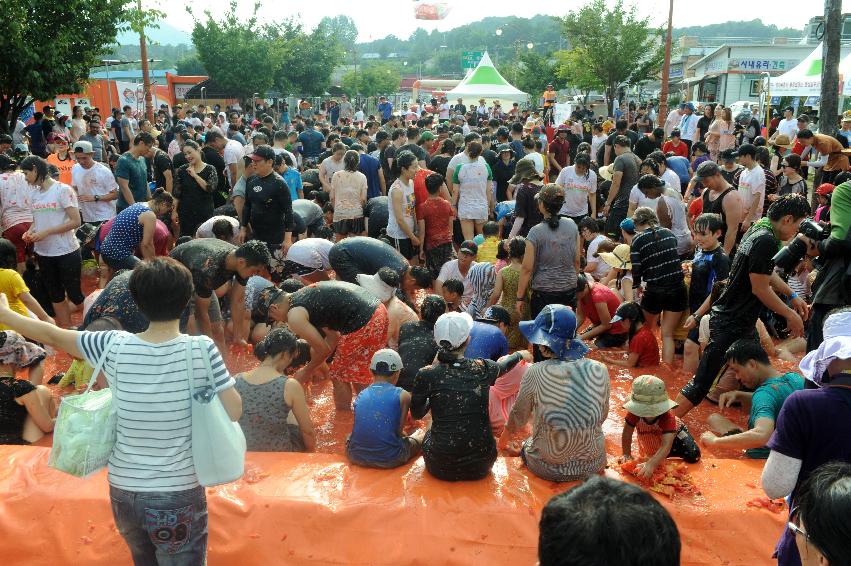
555, 48, 606, 103
190, 1, 284, 103
175, 54, 207, 76
497, 51, 561, 98
0, 0, 127, 133
559, 0, 664, 114
271, 18, 348, 96
341, 64, 401, 98
318, 15, 358, 49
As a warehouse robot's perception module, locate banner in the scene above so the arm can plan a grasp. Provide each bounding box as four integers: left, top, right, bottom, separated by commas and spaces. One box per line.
553, 103, 572, 126
413, 1, 451, 20
115, 81, 169, 112
54, 98, 72, 116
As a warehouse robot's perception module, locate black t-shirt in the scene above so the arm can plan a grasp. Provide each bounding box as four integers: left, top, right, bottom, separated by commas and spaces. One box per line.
482, 149, 498, 170
169, 238, 245, 298
289, 281, 379, 334
410, 358, 500, 481
151, 149, 173, 190
697, 116, 712, 142
428, 155, 451, 179
634, 136, 661, 160
291, 199, 324, 234
493, 159, 516, 202
605, 129, 639, 151
328, 236, 408, 284
514, 181, 543, 237
380, 144, 398, 186
364, 196, 389, 239
396, 320, 438, 391
172, 151, 188, 170
242, 172, 294, 246
202, 146, 228, 192
398, 143, 428, 164
711, 228, 777, 329
689, 246, 731, 313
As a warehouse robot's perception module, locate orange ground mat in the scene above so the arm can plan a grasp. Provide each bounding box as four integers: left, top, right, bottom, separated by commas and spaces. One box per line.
0, 447, 783, 565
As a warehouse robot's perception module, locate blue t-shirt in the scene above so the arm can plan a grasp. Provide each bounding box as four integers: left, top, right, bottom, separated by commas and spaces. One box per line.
378, 102, 393, 120
464, 322, 509, 361
24, 123, 46, 153
358, 153, 383, 199
282, 168, 303, 201
101, 203, 147, 260
114, 154, 149, 212
746, 371, 804, 458
665, 156, 691, 187
298, 128, 324, 160
347, 382, 406, 465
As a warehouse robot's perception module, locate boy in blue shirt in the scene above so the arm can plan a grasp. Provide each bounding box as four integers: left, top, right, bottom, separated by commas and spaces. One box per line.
684, 213, 731, 328
275, 153, 303, 201
347, 349, 423, 468
699, 339, 804, 458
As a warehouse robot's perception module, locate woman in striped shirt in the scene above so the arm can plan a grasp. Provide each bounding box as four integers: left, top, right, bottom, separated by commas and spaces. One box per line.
499, 305, 610, 482
630, 203, 688, 364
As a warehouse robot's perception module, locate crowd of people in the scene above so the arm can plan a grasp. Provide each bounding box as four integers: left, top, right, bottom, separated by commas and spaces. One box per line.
0, 94, 850, 565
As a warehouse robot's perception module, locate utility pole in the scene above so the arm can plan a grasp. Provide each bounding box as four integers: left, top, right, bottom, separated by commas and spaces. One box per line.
820, 0, 841, 138
657, 0, 675, 128
137, 0, 154, 122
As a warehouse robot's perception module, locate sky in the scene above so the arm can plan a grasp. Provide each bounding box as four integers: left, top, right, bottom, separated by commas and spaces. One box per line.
156, 0, 833, 43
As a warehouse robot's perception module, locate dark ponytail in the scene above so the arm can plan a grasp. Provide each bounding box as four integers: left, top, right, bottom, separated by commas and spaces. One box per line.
254, 327, 298, 362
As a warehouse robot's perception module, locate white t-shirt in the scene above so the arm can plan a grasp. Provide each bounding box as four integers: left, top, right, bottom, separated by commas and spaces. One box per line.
446, 152, 475, 184
556, 166, 597, 216
738, 165, 766, 224
354, 110, 365, 123
586, 233, 610, 281
776, 118, 798, 140
628, 185, 661, 210
285, 237, 333, 270
439, 103, 450, 120
678, 113, 698, 142
195, 215, 240, 243
71, 161, 117, 223
0, 171, 34, 232
662, 169, 681, 194
386, 177, 416, 240
30, 181, 80, 257
590, 135, 607, 162
437, 259, 476, 307
223, 139, 244, 186
527, 152, 545, 175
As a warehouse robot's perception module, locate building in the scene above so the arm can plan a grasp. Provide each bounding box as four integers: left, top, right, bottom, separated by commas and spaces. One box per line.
685, 43, 815, 105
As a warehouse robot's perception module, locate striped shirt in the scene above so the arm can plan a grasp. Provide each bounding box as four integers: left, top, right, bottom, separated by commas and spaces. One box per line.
77, 331, 234, 492
630, 226, 685, 289
506, 358, 610, 482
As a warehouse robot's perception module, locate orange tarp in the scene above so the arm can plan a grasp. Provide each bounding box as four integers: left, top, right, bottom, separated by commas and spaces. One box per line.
0, 446, 783, 565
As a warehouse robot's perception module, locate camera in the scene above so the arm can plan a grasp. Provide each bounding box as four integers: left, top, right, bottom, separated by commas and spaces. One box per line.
772, 219, 828, 273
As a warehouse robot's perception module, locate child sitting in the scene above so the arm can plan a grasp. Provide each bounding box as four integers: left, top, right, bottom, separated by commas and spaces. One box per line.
622, 374, 701, 480
600, 302, 659, 368
0, 329, 54, 444
347, 349, 423, 469
598, 243, 634, 302
814, 183, 833, 222
475, 221, 501, 264
494, 239, 509, 273
488, 236, 528, 349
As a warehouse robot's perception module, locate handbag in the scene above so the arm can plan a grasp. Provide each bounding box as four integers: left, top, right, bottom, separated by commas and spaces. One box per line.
185, 336, 246, 486
48, 334, 126, 478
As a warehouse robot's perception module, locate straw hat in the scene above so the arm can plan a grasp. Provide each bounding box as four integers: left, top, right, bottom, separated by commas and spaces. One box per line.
770, 134, 793, 149
623, 375, 678, 418
598, 164, 614, 182
599, 244, 632, 270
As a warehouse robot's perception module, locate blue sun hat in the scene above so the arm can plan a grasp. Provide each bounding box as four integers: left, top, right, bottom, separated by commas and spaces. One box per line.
519, 304, 588, 360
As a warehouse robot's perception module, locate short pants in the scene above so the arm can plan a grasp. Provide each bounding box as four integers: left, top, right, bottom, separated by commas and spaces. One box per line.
346, 436, 420, 469
640, 283, 688, 315
189, 293, 223, 324
387, 237, 417, 261
329, 303, 388, 384
36, 249, 84, 305
3, 222, 32, 264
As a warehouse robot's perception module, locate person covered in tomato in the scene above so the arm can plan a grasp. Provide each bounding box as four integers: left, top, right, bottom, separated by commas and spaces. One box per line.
259, 280, 389, 410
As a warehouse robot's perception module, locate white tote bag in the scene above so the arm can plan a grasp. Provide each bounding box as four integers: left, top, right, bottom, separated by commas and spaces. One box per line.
185, 336, 246, 486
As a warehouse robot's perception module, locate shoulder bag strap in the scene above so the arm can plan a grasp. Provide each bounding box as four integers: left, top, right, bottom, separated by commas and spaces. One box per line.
82, 333, 125, 394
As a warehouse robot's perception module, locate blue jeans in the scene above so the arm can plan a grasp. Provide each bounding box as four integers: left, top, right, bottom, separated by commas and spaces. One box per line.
109, 485, 208, 566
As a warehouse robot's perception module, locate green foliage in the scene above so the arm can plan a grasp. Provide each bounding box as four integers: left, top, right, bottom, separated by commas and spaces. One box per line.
341, 64, 401, 98
175, 53, 206, 75
0, 0, 127, 133
496, 51, 561, 96
555, 48, 606, 98
559, 0, 664, 114
674, 19, 801, 40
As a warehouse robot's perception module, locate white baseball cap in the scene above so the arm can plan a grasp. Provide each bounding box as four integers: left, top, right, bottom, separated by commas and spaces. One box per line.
434, 312, 474, 350
370, 349, 403, 375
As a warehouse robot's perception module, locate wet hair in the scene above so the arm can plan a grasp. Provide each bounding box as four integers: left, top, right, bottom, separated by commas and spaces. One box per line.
614, 135, 631, 148
794, 461, 851, 564
377, 266, 400, 288
212, 218, 235, 240
343, 150, 359, 172
693, 213, 724, 234
393, 150, 417, 176
576, 274, 589, 294
640, 159, 660, 176
280, 278, 305, 293
408, 265, 433, 289
632, 207, 659, 227
593, 239, 617, 257
47, 163, 60, 180
440, 139, 456, 154
312, 225, 335, 241
254, 327, 299, 362
482, 221, 499, 237
0, 238, 18, 269
442, 278, 464, 296
616, 301, 645, 341
579, 216, 603, 234
647, 150, 666, 165
129, 258, 193, 322
724, 339, 770, 365
766, 194, 811, 222
508, 236, 526, 259
425, 173, 445, 195
83, 316, 123, 332
420, 294, 447, 326
235, 240, 272, 268
19, 155, 49, 184
832, 171, 851, 186
573, 154, 591, 173
539, 476, 680, 566
467, 141, 483, 159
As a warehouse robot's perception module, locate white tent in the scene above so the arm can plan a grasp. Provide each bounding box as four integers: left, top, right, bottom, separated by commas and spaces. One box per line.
445, 52, 528, 105
771, 43, 851, 97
